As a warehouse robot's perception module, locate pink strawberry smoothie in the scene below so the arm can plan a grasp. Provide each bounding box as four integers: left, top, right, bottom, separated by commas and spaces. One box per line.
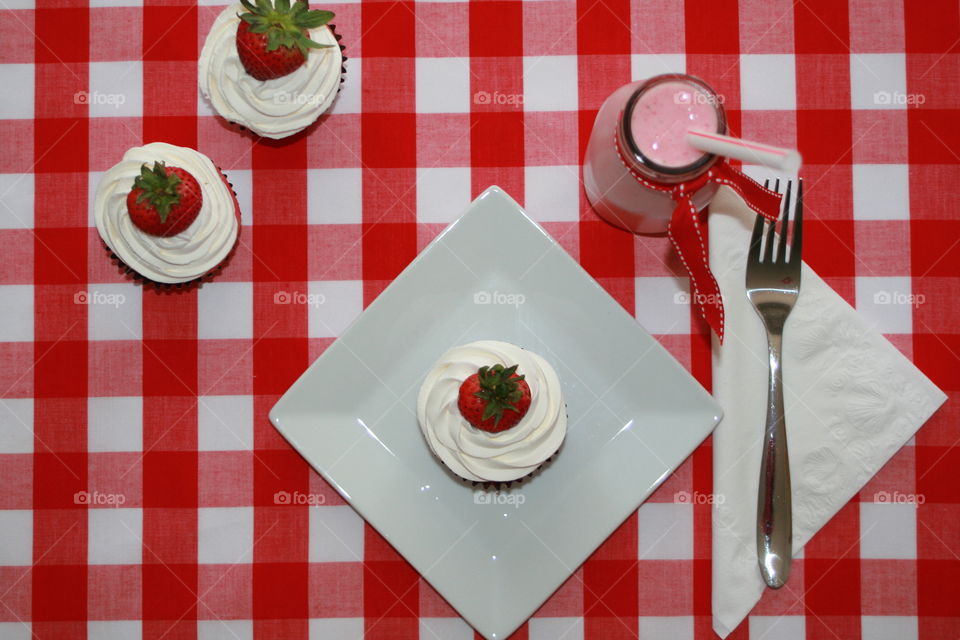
629, 80, 718, 168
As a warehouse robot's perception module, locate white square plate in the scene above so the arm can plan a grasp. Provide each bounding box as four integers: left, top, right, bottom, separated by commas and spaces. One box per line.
270, 186, 722, 639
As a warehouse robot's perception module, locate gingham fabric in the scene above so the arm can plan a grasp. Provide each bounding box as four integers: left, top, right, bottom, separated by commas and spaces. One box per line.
0, 0, 957, 638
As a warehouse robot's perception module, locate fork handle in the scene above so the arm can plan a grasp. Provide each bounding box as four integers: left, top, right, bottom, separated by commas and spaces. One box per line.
757, 329, 792, 589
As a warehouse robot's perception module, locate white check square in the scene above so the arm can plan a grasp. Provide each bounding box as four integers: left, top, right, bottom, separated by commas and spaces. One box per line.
88, 508, 142, 565
308, 619, 363, 639
639, 616, 693, 640
860, 502, 917, 559
87, 283, 142, 341
307, 168, 362, 225
523, 55, 578, 112
88, 396, 143, 453
309, 505, 364, 562
525, 166, 580, 222
0, 285, 33, 342
87, 622, 142, 639
0, 510, 31, 566
88, 61, 143, 118
855, 276, 914, 334
198, 395, 254, 452
198, 282, 252, 340
860, 616, 917, 640
529, 617, 583, 640
638, 502, 692, 560
850, 53, 908, 110
0, 173, 33, 229
420, 618, 474, 640
0, 65, 33, 119
416, 167, 471, 224
740, 55, 797, 110
307, 280, 362, 338
0, 398, 33, 455
852, 164, 909, 220
631, 54, 686, 81
198, 507, 253, 565
749, 616, 805, 640
198, 620, 252, 640
0, 623, 32, 640
416, 58, 471, 114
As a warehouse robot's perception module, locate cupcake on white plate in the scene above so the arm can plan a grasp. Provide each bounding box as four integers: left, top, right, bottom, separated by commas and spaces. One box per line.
199, 0, 346, 139
94, 142, 241, 286
417, 341, 568, 485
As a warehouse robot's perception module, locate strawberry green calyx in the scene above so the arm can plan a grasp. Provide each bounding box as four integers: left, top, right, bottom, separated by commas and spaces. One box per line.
132, 162, 182, 223
473, 364, 525, 425
238, 0, 334, 55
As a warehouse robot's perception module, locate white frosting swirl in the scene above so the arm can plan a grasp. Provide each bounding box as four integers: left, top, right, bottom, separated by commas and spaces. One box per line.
198, 4, 343, 139
94, 143, 239, 284
417, 341, 567, 483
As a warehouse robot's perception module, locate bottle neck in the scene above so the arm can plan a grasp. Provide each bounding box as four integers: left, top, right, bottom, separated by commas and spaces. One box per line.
617, 118, 720, 184
617, 75, 726, 185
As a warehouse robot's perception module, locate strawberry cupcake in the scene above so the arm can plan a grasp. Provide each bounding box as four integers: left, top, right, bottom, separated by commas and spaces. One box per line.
417, 341, 567, 485
198, 0, 345, 139
94, 142, 241, 285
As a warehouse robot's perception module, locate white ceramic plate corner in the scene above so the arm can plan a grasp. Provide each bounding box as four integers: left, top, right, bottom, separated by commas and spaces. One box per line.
270, 186, 722, 639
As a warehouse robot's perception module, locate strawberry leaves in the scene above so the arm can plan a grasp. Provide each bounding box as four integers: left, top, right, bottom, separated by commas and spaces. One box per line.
132, 162, 182, 223
238, 0, 334, 55
473, 364, 525, 426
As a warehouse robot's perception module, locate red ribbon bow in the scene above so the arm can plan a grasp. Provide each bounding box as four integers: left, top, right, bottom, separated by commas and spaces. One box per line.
615, 135, 783, 342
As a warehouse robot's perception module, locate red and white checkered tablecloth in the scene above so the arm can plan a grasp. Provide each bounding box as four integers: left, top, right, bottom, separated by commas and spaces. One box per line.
1, 0, 958, 638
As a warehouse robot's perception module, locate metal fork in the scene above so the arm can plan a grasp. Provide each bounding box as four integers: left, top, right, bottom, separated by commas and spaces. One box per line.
746, 178, 803, 589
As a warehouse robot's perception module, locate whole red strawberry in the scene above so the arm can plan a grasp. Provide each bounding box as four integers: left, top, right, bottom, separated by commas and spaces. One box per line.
458, 364, 532, 433
236, 0, 334, 81
126, 162, 203, 237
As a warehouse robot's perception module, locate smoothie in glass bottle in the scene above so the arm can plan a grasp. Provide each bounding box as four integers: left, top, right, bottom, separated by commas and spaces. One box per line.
583, 74, 727, 234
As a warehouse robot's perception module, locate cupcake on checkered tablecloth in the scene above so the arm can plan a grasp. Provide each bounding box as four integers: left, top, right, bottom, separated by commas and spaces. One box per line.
94, 142, 241, 286
198, 0, 346, 140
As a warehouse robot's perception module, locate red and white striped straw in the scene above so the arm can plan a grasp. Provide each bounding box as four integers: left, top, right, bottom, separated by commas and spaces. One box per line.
687, 129, 802, 173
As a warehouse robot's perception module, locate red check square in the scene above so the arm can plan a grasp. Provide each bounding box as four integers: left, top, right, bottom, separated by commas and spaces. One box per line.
32, 565, 86, 621
35, 7, 89, 64
803, 558, 863, 615
142, 5, 198, 62
141, 563, 198, 620
253, 562, 309, 618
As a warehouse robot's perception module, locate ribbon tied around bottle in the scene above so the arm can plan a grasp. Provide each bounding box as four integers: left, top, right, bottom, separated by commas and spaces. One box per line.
615, 133, 783, 342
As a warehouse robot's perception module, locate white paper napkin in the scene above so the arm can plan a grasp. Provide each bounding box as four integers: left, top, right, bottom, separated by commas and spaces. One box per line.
707, 187, 947, 638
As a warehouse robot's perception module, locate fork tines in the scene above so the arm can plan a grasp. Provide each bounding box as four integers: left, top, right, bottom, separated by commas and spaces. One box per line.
750, 179, 803, 266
